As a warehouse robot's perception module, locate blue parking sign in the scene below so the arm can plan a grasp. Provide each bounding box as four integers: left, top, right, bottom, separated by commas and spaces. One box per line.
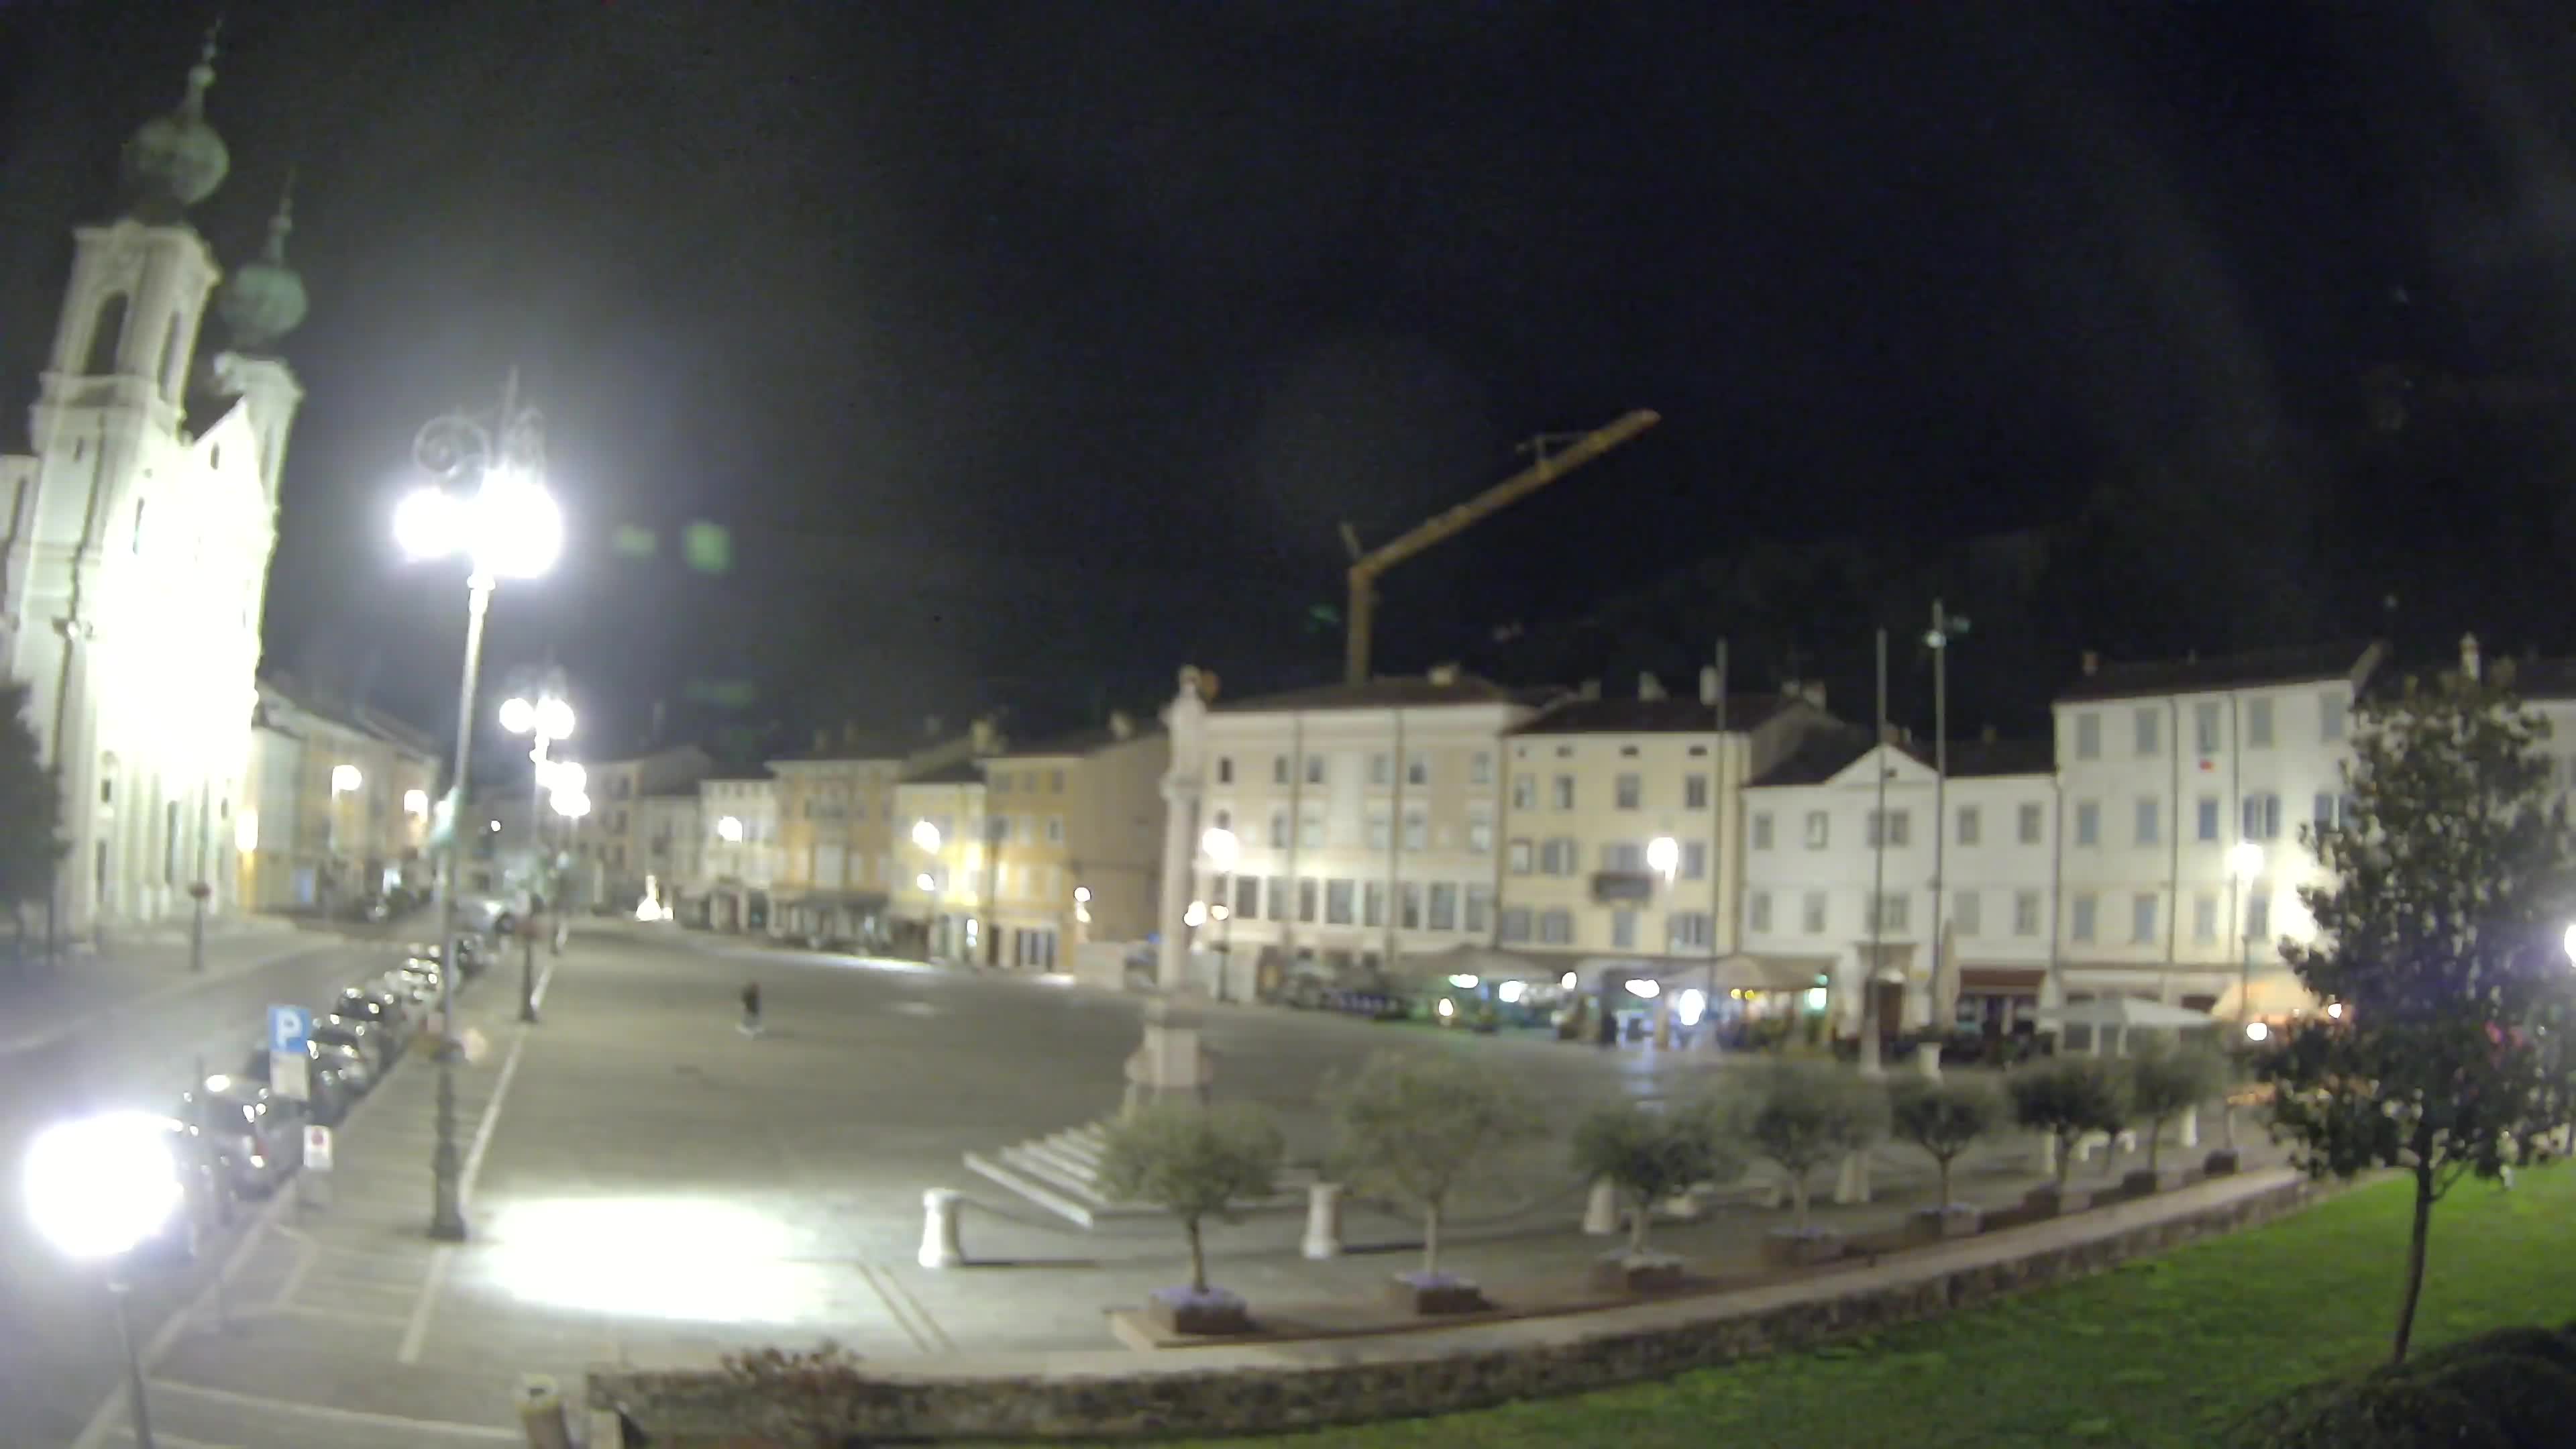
268, 1004, 310, 1055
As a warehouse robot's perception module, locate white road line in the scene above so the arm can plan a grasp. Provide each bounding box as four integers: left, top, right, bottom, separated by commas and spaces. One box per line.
856, 1263, 932, 1353
398, 1015, 532, 1365
271, 1235, 317, 1309
881, 1267, 956, 1353
255, 1301, 412, 1330
144, 1380, 520, 1442
107, 1428, 239, 1449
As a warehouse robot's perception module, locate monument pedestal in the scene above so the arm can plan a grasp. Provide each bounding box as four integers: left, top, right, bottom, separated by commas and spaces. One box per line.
1123, 995, 1216, 1114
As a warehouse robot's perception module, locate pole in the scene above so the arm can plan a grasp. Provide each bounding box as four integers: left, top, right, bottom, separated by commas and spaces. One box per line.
1862, 628, 1888, 1078
430, 573, 492, 1242
1707, 638, 1726, 1048
1218, 868, 1234, 1002
110, 1279, 154, 1449
188, 891, 205, 974
1927, 600, 1949, 1073
521, 733, 543, 1024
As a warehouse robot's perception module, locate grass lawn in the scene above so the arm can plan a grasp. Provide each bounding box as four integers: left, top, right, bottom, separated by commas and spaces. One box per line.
1028, 1163, 2576, 1449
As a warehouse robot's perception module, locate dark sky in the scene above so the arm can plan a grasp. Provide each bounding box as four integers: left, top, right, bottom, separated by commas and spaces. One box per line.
5, 1, 2576, 763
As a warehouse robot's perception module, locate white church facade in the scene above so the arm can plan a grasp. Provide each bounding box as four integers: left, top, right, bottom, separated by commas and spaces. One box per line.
0, 34, 310, 941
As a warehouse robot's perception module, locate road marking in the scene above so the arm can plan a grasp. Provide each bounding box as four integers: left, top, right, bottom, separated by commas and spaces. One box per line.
880, 1266, 956, 1352
255, 1301, 412, 1330
855, 1263, 934, 1352
398, 1012, 533, 1364
107, 1429, 239, 1449
272, 1235, 317, 1308
144, 1380, 519, 1442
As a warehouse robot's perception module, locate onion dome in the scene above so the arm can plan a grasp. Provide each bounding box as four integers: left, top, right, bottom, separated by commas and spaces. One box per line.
119, 28, 229, 221
218, 172, 308, 352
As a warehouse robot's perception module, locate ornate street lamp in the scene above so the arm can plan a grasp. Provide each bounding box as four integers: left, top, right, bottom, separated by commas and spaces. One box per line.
394, 370, 560, 1243
501, 683, 574, 1023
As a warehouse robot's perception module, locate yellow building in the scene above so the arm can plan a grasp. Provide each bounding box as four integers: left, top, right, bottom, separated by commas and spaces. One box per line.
885, 718, 1008, 959
768, 727, 911, 947
239, 679, 439, 913
981, 712, 1169, 970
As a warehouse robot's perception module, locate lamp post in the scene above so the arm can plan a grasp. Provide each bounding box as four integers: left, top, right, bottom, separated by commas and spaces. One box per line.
1646, 835, 1679, 1046
911, 818, 943, 957
2227, 839, 2265, 1044
1922, 599, 1969, 1079
25, 1110, 189, 1449
1201, 826, 1239, 1000
500, 688, 574, 1022
396, 370, 561, 1242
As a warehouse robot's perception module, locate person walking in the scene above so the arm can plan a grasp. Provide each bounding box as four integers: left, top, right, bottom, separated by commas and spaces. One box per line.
739, 981, 763, 1037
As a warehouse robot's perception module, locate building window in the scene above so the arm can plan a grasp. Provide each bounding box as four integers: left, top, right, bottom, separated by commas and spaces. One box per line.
2074, 800, 2100, 847
1508, 839, 1532, 874
1402, 810, 1426, 851
1464, 885, 1491, 934
1216, 757, 1233, 785
2242, 792, 2282, 841
1306, 755, 1326, 785
1325, 879, 1355, 925
1952, 890, 1981, 936
1752, 812, 1774, 849
2194, 702, 2221, 755
2018, 802, 2043, 845
2135, 798, 2159, 847
2013, 890, 2041, 936
1543, 838, 1579, 875
1552, 775, 1574, 810
1269, 810, 1289, 848
1429, 883, 1458, 930
1601, 841, 1644, 872
2320, 693, 2347, 741
1367, 814, 1391, 851
2075, 712, 2100, 761
1470, 751, 1492, 785
1866, 809, 1910, 847
2131, 893, 2157, 944
1499, 907, 1532, 943
85, 293, 127, 375
2193, 893, 2217, 944
1297, 878, 1319, 923
2072, 893, 2098, 942
1615, 773, 1641, 810
1273, 755, 1290, 785
1749, 892, 1772, 933
1299, 813, 1324, 848
1685, 774, 1710, 810
1511, 775, 1536, 811
1805, 811, 1830, 849
1670, 910, 1714, 950
1400, 883, 1421, 929
2246, 698, 2274, 748
1956, 806, 1980, 845
2247, 892, 2271, 940
1369, 753, 1391, 786
2196, 796, 2220, 842
1467, 809, 1493, 854
1406, 753, 1429, 786
1611, 910, 1638, 949
1538, 908, 1573, 945
1680, 840, 1707, 879
2135, 707, 2160, 757
1363, 880, 1385, 927
1803, 892, 1828, 934
1866, 892, 1909, 934
1208, 809, 1228, 835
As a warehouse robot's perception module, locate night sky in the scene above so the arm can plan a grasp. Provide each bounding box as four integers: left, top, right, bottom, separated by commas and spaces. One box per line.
5, 2, 2575, 764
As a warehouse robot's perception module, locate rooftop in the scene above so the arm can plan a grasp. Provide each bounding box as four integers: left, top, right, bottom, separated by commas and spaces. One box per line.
902, 759, 985, 786
989, 721, 1163, 759
257, 676, 438, 758
2054, 639, 2383, 704
1507, 692, 1803, 737
1749, 727, 2051, 787
1212, 672, 1552, 714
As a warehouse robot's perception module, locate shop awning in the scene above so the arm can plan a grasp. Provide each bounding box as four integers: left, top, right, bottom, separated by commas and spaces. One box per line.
1957, 965, 2047, 993
1711, 954, 1831, 992
1393, 943, 1561, 986
780, 890, 890, 912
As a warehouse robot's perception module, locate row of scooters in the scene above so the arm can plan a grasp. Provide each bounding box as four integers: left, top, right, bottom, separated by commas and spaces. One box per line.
144, 935, 492, 1263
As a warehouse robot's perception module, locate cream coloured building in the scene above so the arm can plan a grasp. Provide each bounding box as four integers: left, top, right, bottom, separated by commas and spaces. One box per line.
238, 680, 437, 912
981, 712, 1170, 969
768, 728, 910, 947
890, 759, 990, 961
693, 773, 779, 931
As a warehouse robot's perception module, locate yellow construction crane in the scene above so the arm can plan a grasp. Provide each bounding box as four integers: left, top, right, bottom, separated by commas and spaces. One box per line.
1340, 408, 1660, 685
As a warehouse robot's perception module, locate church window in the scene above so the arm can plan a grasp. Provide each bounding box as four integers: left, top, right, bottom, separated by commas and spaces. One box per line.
85, 294, 128, 376
209, 445, 221, 470
131, 499, 146, 555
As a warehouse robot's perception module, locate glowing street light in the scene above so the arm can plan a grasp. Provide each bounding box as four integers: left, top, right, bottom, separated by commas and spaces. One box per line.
330, 764, 362, 795
2229, 841, 2266, 1037
25, 1110, 186, 1448
551, 792, 590, 820
2561, 922, 2576, 965
403, 788, 429, 818
1646, 835, 1680, 879
716, 815, 745, 845
910, 818, 941, 853
1200, 826, 1240, 872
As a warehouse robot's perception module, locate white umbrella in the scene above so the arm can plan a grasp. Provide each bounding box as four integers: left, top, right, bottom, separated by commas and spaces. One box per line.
2033, 996, 2216, 1056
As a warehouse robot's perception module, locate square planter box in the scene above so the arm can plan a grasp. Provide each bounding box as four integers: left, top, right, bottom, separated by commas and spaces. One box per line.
1386, 1274, 1489, 1316
1904, 1205, 1984, 1244
2121, 1167, 2176, 1199
1587, 1251, 1686, 1294
1762, 1228, 1846, 1267
2202, 1148, 2242, 1178
1143, 1287, 1252, 1336
2024, 1183, 2092, 1218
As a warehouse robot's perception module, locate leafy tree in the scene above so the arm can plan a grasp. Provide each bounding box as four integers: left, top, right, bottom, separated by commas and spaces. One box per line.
2258, 659, 2576, 1364
1890, 1077, 2002, 1210
1570, 1096, 1738, 1258
2127, 1047, 2226, 1175
0, 679, 63, 920
1741, 1064, 1888, 1232
1097, 1102, 1284, 1295
1324, 1051, 1542, 1279
2008, 1057, 2130, 1192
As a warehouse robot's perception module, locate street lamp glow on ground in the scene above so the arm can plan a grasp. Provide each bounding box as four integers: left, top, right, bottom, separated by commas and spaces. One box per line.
26, 1111, 185, 1448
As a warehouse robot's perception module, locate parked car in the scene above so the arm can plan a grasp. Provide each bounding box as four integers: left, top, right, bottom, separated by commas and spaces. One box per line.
332, 987, 412, 1045
237, 1042, 362, 1124
309, 1014, 390, 1074
176, 1077, 303, 1197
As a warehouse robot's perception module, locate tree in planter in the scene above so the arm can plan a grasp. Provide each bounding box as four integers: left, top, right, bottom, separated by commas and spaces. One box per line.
1096, 1101, 1285, 1298
2256, 657, 2576, 1364
2006, 1057, 2129, 1193
1889, 1075, 2002, 1211
1742, 1063, 1890, 1233
0, 680, 63, 964
1324, 1050, 1542, 1282
2125, 1046, 2225, 1175
1570, 1095, 1737, 1260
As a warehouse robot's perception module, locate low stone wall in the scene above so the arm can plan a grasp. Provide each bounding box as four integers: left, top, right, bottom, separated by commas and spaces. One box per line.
590, 1171, 2312, 1446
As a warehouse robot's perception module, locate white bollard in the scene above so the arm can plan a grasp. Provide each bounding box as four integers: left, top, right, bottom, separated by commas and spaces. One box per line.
1301, 1182, 1344, 1260
1833, 1150, 1872, 1205
2180, 1106, 2199, 1149
918, 1188, 964, 1269
1582, 1177, 1620, 1235
1915, 1046, 1943, 1083
2037, 1130, 2059, 1179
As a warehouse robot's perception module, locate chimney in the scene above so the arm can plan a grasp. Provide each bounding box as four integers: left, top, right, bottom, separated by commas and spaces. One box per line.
1109, 710, 1134, 741
1580, 678, 1601, 700
2461, 633, 2482, 681
1427, 661, 1460, 687
1699, 666, 1720, 705
969, 717, 998, 754
2080, 650, 2100, 678
1786, 680, 1827, 711
1638, 672, 1665, 701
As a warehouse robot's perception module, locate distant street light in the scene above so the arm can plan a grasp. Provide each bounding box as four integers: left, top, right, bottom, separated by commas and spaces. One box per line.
330, 764, 362, 794
2562, 922, 2576, 965
911, 819, 941, 853
26, 1110, 185, 1448
1646, 835, 1680, 879
1199, 826, 1240, 1000
500, 681, 576, 1024
716, 815, 745, 845
403, 788, 429, 818
399, 369, 558, 1244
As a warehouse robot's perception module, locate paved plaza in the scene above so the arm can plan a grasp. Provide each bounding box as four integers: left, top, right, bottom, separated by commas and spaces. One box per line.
28, 924, 2281, 1447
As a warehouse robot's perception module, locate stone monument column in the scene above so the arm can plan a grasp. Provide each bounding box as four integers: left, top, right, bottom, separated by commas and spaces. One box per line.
1126, 665, 1215, 1112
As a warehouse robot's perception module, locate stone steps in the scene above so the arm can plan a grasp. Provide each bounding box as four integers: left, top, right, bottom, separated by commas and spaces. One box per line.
964, 1119, 1318, 1229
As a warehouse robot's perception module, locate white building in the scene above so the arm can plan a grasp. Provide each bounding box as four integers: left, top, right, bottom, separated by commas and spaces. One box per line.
2051, 641, 2385, 1015
1742, 729, 2057, 1040
632, 789, 702, 917
1195, 668, 1545, 986
694, 774, 780, 930
1497, 672, 1835, 993
0, 40, 309, 941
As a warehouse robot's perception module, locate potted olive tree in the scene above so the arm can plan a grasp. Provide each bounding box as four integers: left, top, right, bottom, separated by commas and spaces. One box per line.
2123, 1046, 2226, 1196
1744, 1063, 1888, 1266
1325, 1050, 1541, 1315
2006, 1057, 2129, 1216
1890, 1075, 2002, 1242
1097, 1101, 1285, 1336
1572, 1095, 1736, 1293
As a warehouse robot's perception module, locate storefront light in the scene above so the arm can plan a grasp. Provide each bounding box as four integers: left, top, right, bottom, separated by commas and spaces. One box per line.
1497, 979, 1525, 1004
1435, 998, 1454, 1019
1448, 973, 1479, 989
1677, 987, 1706, 1027
1559, 971, 1578, 991
1623, 978, 1660, 999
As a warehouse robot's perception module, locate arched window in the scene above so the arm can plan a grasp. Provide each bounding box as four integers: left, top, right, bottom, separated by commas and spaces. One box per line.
84, 294, 128, 376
